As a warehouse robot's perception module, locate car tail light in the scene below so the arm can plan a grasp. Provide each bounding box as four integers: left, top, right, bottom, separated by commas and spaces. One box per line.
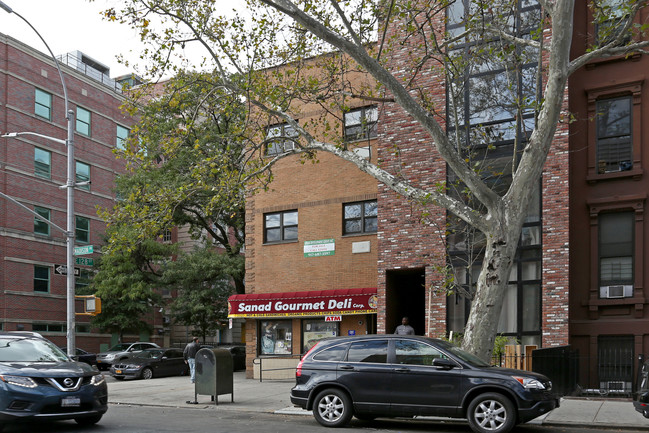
296, 345, 318, 377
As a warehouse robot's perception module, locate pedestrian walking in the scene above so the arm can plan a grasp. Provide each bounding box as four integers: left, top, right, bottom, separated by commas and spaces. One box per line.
394, 316, 415, 335
183, 337, 200, 383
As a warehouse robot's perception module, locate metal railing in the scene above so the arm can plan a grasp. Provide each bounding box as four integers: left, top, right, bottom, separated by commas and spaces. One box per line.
253, 355, 302, 382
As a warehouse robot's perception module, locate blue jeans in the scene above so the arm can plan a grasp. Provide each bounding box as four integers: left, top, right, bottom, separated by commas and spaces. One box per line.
188, 358, 196, 382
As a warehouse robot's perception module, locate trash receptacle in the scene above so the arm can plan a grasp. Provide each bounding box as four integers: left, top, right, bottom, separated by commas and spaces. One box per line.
194, 347, 233, 405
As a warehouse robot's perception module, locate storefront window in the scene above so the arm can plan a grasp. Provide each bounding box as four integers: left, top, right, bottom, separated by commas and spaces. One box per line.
260, 320, 293, 355
302, 319, 339, 353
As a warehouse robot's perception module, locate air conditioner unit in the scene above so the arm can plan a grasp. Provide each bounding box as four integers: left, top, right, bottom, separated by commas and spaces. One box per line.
600, 285, 633, 299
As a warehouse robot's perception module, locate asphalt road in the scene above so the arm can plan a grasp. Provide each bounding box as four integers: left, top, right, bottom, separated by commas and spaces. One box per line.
1, 405, 644, 433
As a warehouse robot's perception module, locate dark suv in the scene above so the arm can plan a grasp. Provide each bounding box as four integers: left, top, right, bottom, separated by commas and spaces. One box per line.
0, 332, 107, 430
290, 335, 558, 433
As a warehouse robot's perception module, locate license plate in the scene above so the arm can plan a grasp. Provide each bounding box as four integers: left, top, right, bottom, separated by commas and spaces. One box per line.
61, 397, 81, 407
115, 370, 122, 374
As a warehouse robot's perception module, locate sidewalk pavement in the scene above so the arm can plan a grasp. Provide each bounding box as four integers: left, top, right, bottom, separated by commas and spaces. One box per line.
106, 371, 649, 430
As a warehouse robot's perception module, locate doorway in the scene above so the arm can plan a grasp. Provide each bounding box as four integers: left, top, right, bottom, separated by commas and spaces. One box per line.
385, 268, 426, 335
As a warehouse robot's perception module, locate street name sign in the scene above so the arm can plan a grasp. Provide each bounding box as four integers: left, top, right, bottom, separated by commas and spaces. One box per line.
75, 257, 94, 266
74, 245, 93, 255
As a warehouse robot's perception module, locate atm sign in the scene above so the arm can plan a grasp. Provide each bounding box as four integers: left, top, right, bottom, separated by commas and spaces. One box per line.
325, 316, 342, 322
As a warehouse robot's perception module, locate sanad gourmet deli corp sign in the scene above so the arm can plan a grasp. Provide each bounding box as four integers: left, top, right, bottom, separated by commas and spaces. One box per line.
227, 288, 378, 318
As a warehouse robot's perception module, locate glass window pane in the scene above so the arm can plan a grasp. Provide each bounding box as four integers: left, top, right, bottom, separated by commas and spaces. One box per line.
364, 201, 378, 216
34, 207, 50, 235
522, 284, 540, 332
265, 214, 280, 228
283, 211, 298, 226
76, 161, 90, 190
260, 320, 293, 355
34, 266, 49, 292
344, 204, 361, 219
395, 340, 445, 366
347, 340, 388, 363
303, 319, 339, 353
265, 228, 281, 242
364, 217, 377, 233
116, 125, 129, 150
35, 89, 51, 120
34, 148, 51, 178
344, 110, 362, 126
345, 220, 361, 233
76, 216, 90, 243
76, 107, 91, 136
283, 226, 298, 240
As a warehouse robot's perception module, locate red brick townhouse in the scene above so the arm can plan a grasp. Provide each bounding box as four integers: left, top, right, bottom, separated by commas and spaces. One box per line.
0, 33, 147, 353
568, 2, 649, 394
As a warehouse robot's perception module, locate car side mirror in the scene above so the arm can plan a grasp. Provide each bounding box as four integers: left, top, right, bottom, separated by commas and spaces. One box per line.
432, 358, 456, 369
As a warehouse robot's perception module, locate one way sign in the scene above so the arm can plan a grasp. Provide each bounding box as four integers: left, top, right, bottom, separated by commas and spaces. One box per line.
54, 264, 80, 276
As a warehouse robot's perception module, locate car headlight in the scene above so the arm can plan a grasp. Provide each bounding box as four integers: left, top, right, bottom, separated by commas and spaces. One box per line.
104, 354, 115, 360
513, 376, 546, 390
125, 364, 141, 370
90, 373, 105, 386
0, 375, 38, 388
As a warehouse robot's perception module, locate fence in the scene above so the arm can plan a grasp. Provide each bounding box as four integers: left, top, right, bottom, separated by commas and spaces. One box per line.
494, 345, 635, 398
253, 355, 302, 382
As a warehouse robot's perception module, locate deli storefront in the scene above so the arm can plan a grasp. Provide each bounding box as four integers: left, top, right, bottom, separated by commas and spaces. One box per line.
228, 288, 377, 372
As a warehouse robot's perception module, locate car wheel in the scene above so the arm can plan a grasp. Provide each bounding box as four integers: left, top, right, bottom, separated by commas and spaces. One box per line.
141, 367, 154, 380
467, 392, 516, 433
312, 388, 353, 428
75, 414, 103, 426
644, 409, 649, 419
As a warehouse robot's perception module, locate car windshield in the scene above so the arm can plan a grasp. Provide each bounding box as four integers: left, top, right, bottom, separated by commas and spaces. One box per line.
106, 343, 131, 352
132, 350, 163, 359
436, 340, 491, 367
0, 337, 70, 362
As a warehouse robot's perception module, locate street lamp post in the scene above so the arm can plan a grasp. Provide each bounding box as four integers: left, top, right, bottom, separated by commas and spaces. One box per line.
0, 1, 77, 357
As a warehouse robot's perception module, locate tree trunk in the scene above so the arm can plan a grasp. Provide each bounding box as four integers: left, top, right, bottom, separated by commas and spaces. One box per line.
461, 226, 519, 362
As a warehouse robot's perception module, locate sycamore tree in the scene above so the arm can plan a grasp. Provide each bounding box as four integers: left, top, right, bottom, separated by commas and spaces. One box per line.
101, 0, 649, 360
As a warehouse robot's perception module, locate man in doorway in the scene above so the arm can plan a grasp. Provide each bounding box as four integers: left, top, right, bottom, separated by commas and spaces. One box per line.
183, 336, 200, 383
394, 316, 415, 335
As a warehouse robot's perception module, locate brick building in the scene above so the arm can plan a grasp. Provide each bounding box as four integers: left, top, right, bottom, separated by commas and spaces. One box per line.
235, 2, 647, 393
0, 33, 147, 352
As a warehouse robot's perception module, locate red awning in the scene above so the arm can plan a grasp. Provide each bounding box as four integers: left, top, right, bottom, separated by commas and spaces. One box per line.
228, 287, 377, 318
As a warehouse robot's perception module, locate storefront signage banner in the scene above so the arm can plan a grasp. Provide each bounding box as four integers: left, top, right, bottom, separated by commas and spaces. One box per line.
304, 238, 335, 257
228, 289, 378, 318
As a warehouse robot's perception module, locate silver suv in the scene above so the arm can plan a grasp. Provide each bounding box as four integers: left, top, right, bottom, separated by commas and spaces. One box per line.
96, 342, 159, 371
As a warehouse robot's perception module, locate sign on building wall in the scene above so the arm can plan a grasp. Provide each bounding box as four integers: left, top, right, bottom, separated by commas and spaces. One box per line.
304, 238, 335, 257
227, 288, 378, 318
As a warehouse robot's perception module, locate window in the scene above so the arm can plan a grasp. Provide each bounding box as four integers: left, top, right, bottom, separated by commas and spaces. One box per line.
76, 324, 90, 333
344, 106, 378, 142
34, 88, 52, 120
265, 123, 297, 155
33, 323, 64, 333
594, 0, 629, 45
75, 161, 90, 191
76, 269, 92, 291
76, 107, 91, 136
76, 216, 90, 244
116, 125, 129, 150
599, 212, 634, 289
598, 335, 633, 394
264, 210, 298, 243
260, 320, 292, 355
162, 229, 172, 242
596, 96, 632, 174
34, 206, 51, 236
395, 339, 446, 366
34, 265, 50, 292
343, 200, 377, 235
347, 339, 388, 363
302, 319, 339, 353
34, 148, 51, 179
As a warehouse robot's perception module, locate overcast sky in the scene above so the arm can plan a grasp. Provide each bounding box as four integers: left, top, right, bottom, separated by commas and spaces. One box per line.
0, 0, 211, 78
